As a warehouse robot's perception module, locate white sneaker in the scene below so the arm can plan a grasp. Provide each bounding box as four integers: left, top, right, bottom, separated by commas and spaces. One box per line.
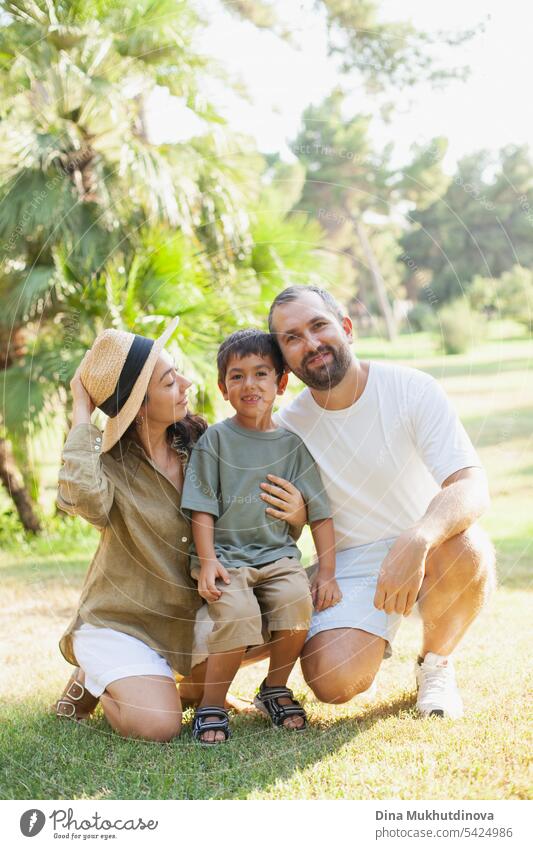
415, 652, 464, 718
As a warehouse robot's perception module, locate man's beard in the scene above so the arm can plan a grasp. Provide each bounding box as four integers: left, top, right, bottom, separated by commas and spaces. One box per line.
293, 344, 352, 390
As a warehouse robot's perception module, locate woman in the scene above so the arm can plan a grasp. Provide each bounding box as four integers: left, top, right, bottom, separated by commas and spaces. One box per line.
54, 318, 305, 741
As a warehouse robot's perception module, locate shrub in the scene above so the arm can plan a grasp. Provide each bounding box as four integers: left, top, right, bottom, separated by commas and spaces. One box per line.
469, 266, 533, 328
0, 509, 98, 556
405, 302, 437, 333
436, 301, 485, 354
0, 506, 28, 549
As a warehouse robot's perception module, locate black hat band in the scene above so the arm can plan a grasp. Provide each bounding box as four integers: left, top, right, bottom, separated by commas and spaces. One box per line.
98, 335, 155, 418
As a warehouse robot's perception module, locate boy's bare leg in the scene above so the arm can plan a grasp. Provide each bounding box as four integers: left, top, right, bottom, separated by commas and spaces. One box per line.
180, 643, 271, 709
265, 629, 308, 729
178, 661, 205, 707
198, 647, 246, 743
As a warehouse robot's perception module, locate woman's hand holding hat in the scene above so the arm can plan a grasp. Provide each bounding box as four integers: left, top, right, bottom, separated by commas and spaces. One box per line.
71, 355, 95, 416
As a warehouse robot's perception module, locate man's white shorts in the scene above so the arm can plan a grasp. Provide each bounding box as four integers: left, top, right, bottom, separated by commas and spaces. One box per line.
72, 623, 174, 697
306, 536, 402, 658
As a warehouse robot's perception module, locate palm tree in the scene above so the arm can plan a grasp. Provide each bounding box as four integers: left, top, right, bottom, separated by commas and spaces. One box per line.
0, 1, 325, 530
0, 0, 215, 528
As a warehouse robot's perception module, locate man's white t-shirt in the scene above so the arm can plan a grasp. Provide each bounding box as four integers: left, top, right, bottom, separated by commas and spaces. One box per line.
274, 361, 482, 552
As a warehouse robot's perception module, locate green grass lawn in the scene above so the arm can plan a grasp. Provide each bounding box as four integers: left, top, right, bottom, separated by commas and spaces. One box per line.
1, 330, 531, 800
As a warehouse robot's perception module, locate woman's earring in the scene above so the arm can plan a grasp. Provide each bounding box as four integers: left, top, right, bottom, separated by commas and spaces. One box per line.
135, 414, 144, 426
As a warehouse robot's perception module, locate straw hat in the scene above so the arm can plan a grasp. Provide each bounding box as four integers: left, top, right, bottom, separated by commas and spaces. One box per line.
79, 317, 180, 452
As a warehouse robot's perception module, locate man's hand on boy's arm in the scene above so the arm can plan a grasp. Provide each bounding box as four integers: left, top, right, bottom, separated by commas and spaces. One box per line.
259, 474, 307, 535
191, 511, 231, 602
309, 518, 342, 612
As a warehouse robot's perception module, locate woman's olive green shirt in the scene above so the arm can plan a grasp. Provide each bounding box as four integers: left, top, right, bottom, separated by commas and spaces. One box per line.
57, 423, 202, 676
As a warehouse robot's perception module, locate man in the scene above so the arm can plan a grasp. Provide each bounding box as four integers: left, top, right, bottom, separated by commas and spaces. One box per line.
269, 285, 495, 718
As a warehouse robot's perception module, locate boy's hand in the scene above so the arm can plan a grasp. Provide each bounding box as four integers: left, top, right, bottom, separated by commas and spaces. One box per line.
311, 572, 343, 612
198, 559, 231, 603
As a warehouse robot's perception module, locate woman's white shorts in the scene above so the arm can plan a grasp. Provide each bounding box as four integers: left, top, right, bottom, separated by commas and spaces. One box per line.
72, 623, 174, 698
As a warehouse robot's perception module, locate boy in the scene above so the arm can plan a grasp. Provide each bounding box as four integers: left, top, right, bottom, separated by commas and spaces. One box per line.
181, 329, 341, 744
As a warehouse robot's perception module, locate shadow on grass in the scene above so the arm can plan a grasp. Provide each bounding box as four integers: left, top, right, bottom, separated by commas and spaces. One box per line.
0, 691, 417, 800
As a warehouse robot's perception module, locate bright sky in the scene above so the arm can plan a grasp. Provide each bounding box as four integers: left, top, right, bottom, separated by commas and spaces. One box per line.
148, 0, 533, 173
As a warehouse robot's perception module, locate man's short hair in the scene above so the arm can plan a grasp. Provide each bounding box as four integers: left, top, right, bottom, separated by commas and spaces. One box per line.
217, 328, 285, 384
268, 285, 345, 333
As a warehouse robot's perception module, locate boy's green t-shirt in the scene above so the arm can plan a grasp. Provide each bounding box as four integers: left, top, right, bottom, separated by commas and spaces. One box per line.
181, 418, 331, 570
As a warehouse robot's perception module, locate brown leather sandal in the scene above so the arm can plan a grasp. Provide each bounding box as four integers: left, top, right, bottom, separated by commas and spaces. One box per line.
54, 668, 99, 720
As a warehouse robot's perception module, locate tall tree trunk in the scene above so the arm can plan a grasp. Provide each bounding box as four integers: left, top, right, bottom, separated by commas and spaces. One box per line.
1, 327, 42, 533
354, 218, 397, 341
0, 436, 42, 533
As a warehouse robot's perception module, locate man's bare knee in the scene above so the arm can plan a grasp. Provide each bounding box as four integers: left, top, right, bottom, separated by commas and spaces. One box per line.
427, 526, 496, 599
306, 667, 377, 704
301, 629, 385, 704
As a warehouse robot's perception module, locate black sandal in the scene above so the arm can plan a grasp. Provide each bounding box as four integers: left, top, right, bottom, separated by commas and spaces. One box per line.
192, 706, 231, 745
253, 680, 307, 731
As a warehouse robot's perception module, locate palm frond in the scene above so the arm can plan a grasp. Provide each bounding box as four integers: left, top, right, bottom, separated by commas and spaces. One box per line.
0, 265, 57, 325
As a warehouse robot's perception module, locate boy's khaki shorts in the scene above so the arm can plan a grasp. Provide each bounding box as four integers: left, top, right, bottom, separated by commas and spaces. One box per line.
191, 556, 313, 654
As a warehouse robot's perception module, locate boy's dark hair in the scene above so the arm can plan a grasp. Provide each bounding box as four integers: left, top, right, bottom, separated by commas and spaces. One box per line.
217, 329, 285, 384
268, 284, 345, 333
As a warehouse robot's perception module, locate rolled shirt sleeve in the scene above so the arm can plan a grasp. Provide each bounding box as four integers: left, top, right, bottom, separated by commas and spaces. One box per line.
57, 423, 115, 529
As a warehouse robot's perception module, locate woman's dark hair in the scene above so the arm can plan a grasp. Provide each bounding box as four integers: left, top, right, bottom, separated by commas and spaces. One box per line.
169, 412, 207, 455
121, 406, 207, 457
